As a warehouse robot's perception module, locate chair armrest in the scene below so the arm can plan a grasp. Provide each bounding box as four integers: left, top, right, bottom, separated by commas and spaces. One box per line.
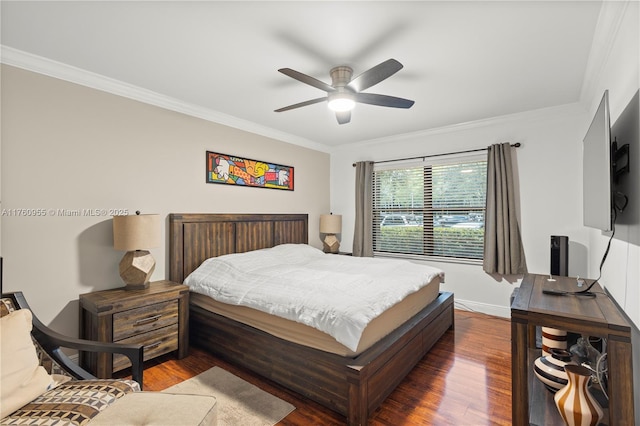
5, 291, 144, 389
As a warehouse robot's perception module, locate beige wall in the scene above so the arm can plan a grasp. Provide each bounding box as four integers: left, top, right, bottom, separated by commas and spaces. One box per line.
0, 65, 330, 337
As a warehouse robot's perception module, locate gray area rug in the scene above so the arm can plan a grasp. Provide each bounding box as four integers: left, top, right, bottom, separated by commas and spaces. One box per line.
163, 366, 295, 426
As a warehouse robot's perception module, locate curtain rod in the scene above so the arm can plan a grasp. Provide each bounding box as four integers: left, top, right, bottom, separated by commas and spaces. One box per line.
352, 142, 521, 167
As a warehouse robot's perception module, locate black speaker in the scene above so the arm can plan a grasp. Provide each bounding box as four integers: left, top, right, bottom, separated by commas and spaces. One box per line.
550, 235, 568, 276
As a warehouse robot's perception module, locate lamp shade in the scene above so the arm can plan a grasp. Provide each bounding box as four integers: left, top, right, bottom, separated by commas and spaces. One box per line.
319, 214, 342, 234
113, 214, 161, 251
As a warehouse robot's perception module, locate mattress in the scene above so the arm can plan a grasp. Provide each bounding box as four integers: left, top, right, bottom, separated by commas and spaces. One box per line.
185, 244, 444, 352
190, 274, 441, 357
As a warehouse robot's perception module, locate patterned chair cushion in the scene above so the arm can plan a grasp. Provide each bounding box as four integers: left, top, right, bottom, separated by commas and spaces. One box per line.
0, 298, 141, 425
0, 308, 54, 417
1, 298, 74, 379
1, 379, 140, 425
1, 298, 73, 378
1, 298, 15, 317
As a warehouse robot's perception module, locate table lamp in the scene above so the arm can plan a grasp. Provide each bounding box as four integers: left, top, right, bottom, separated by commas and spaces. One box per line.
113, 212, 161, 290
319, 213, 342, 253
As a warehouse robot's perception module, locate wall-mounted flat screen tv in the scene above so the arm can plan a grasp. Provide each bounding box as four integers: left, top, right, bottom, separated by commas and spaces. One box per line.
583, 90, 613, 232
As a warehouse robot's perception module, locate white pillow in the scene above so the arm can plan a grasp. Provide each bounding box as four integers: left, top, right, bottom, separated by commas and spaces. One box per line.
0, 309, 53, 418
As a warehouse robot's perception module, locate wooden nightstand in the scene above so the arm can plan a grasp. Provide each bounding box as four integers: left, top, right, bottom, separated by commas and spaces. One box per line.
79, 280, 189, 379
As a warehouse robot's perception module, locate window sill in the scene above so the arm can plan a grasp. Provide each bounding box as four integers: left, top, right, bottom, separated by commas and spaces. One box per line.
373, 252, 483, 266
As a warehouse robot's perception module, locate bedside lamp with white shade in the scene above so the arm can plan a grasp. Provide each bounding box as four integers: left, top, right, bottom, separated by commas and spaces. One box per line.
113, 212, 161, 290
319, 213, 342, 253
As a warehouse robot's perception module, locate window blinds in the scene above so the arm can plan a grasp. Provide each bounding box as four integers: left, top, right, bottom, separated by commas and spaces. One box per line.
372, 156, 487, 261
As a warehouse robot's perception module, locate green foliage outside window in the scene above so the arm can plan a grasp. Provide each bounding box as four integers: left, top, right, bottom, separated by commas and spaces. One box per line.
375, 226, 485, 259
372, 157, 487, 261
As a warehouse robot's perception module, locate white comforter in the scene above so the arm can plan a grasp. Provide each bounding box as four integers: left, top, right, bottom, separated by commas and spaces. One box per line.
184, 244, 444, 351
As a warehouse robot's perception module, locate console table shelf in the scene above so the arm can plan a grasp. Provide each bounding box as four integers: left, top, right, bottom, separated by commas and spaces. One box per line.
511, 273, 634, 426
527, 348, 609, 425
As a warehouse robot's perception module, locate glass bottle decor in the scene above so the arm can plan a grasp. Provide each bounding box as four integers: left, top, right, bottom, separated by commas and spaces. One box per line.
569, 335, 602, 382
554, 364, 604, 426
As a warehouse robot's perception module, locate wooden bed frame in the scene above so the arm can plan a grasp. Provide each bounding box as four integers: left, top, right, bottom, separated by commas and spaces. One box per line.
168, 213, 454, 425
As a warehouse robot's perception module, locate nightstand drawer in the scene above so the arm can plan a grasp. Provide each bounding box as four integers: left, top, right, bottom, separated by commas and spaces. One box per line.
79, 280, 189, 379
113, 300, 178, 341
113, 324, 179, 371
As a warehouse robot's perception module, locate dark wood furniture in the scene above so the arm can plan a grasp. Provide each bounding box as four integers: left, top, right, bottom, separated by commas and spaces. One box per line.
79, 281, 189, 379
511, 273, 635, 425
3, 291, 144, 388
168, 213, 454, 426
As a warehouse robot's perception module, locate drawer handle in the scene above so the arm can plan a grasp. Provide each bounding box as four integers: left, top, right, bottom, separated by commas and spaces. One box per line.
144, 342, 161, 351
134, 315, 162, 326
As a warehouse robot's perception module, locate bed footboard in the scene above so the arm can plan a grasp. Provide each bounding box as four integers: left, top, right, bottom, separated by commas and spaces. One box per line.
190, 291, 454, 425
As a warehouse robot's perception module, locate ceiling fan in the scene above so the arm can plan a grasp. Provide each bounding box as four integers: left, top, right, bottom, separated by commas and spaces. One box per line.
274, 58, 414, 125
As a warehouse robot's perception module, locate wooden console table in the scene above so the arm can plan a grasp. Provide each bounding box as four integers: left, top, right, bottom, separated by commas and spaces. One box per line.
511, 273, 635, 425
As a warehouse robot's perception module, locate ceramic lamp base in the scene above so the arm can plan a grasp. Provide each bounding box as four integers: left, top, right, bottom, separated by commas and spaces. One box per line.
323, 234, 340, 254
119, 250, 155, 290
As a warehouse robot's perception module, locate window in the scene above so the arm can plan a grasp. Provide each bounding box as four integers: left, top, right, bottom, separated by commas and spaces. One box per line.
372, 155, 487, 261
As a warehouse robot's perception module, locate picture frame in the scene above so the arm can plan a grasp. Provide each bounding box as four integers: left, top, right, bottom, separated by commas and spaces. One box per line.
206, 151, 294, 191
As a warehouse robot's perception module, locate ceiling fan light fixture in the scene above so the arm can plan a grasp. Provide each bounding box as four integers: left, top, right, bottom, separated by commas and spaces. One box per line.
275, 59, 413, 122
327, 92, 355, 112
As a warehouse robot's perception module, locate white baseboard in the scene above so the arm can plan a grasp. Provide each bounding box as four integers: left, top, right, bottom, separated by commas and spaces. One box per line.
454, 299, 510, 318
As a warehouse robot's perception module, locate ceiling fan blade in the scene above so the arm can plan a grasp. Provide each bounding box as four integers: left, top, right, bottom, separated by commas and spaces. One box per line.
347, 59, 403, 92
278, 68, 336, 93
354, 93, 414, 109
336, 111, 351, 125
274, 97, 327, 112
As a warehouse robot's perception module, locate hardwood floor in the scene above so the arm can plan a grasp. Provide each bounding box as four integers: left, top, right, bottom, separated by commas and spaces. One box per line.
127, 309, 512, 425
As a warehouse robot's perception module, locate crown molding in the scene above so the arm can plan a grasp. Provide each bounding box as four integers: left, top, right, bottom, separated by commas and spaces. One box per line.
334, 102, 586, 152
0, 46, 331, 153
580, 0, 631, 105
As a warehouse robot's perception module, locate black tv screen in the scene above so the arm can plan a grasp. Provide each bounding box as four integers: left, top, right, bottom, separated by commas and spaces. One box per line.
583, 90, 613, 232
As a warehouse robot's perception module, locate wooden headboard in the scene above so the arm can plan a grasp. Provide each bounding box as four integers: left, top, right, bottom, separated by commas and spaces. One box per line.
168, 213, 309, 283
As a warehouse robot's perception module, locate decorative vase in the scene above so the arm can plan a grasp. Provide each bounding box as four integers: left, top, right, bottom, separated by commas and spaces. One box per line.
554, 364, 604, 426
533, 348, 576, 392
541, 327, 568, 356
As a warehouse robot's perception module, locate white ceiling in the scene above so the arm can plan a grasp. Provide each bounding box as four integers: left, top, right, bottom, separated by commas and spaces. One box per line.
1, 1, 603, 149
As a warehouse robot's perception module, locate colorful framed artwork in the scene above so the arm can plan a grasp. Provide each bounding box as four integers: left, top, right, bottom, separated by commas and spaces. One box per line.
206, 151, 294, 191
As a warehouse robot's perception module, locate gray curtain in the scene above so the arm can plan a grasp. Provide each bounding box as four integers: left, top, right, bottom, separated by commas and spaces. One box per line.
353, 161, 374, 257
483, 143, 527, 275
